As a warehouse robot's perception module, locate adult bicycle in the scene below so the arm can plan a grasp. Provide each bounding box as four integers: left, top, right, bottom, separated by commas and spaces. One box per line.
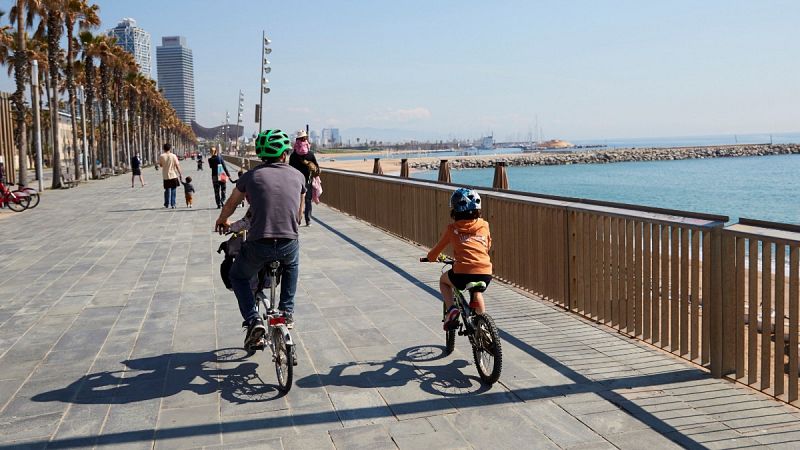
251, 259, 298, 393
218, 231, 297, 393
420, 255, 503, 384
0, 180, 30, 212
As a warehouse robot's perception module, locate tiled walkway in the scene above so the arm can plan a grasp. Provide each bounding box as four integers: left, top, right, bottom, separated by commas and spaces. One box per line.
1, 169, 799, 449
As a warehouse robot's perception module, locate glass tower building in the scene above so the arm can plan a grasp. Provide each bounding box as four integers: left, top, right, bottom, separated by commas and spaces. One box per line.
108, 18, 151, 77
156, 36, 196, 124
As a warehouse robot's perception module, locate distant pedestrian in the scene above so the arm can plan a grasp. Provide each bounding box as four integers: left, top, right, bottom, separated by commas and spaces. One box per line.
208, 147, 232, 208
196, 153, 203, 171
289, 130, 320, 226
182, 176, 195, 208
158, 143, 183, 209
131, 153, 146, 188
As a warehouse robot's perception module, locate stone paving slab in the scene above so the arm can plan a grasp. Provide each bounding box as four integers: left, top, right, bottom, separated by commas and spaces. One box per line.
1, 169, 800, 448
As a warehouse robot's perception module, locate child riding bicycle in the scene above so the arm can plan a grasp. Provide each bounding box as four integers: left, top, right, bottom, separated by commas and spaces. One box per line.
425, 188, 493, 330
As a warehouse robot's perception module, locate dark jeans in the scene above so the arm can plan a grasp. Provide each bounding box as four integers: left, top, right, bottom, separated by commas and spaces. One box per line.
304, 181, 313, 224
163, 187, 177, 207
213, 178, 227, 207
230, 238, 299, 324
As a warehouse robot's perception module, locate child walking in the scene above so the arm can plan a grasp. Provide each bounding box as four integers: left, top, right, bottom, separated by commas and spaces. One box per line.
182, 176, 195, 208
425, 188, 493, 330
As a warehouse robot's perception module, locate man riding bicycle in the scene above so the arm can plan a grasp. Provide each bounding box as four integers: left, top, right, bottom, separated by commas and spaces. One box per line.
215, 129, 307, 350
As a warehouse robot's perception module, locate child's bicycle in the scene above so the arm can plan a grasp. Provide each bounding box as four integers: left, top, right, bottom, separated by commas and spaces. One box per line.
420, 255, 503, 384
218, 232, 297, 393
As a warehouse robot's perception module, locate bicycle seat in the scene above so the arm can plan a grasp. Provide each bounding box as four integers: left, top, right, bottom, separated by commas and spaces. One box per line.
464, 281, 487, 293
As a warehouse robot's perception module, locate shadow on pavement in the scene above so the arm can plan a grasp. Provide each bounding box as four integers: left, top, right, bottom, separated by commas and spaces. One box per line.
31, 348, 285, 406
297, 345, 490, 397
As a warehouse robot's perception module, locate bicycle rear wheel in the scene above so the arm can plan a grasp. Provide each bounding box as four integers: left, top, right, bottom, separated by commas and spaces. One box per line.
6, 196, 29, 212
273, 327, 293, 392
471, 313, 503, 384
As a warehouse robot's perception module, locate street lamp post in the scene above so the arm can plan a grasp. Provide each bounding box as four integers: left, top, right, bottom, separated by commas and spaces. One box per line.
236, 90, 244, 156
30, 60, 44, 192
258, 31, 272, 133
78, 86, 89, 181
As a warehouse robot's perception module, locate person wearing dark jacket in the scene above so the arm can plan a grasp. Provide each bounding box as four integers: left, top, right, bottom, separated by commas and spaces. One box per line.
288, 130, 319, 226
208, 147, 233, 208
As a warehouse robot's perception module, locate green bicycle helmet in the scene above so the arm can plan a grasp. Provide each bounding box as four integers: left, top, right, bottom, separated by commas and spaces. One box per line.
255, 129, 291, 159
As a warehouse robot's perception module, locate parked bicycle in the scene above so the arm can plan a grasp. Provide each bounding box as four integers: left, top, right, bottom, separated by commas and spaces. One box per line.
14, 185, 39, 209
0, 180, 30, 212
420, 255, 503, 384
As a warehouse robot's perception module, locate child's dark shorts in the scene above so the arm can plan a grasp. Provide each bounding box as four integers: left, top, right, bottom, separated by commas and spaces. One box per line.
447, 270, 492, 292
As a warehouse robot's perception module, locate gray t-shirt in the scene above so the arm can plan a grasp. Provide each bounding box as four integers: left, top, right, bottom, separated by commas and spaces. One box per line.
236, 163, 307, 240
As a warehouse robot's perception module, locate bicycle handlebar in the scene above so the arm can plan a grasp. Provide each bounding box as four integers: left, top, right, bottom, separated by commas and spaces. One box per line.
419, 256, 455, 265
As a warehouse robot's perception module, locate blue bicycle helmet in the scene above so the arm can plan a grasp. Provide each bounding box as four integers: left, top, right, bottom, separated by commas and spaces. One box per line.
449, 187, 481, 213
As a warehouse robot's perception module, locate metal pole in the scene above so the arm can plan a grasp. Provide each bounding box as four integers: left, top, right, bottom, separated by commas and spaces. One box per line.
108, 99, 115, 170
31, 61, 44, 192
124, 109, 130, 169
259, 30, 265, 133
78, 86, 89, 181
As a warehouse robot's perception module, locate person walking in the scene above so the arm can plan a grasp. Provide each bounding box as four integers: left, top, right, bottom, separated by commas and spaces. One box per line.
196, 153, 203, 171
215, 129, 306, 348
131, 153, 146, 188
288, 130, 319, 226
208, 147, 233, 209
158, 143, 183, 209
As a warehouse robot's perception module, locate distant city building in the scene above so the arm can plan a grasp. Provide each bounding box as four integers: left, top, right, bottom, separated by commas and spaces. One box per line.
108, 18, 151, 77
309, 130, 320, 147
321, 128, 341, 147
156, 36, 196, 124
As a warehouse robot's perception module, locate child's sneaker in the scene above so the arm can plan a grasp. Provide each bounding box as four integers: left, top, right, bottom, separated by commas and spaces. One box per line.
443, 306, 460, 331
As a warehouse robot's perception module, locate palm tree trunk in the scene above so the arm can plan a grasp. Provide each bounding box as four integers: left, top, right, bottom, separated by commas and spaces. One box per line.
12, 5, 28, 186
47, 10, 63, 189
66, 21, 81, 181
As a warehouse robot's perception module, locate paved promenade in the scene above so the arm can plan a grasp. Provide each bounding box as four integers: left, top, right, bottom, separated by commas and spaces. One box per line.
1, 169, 800, 449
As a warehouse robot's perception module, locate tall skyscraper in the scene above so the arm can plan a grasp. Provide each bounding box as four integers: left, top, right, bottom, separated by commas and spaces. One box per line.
156, 36, 196, 124
108, 18, 151, 77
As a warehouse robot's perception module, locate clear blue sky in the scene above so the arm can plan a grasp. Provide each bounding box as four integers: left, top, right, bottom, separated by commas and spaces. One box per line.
2, 0, 799, 143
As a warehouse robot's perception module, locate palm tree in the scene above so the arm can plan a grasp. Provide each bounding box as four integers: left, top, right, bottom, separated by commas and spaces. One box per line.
8, 0, 42, 186
34, 0, 65, 189
64, 0, 98, 181
79, 30, 100, 177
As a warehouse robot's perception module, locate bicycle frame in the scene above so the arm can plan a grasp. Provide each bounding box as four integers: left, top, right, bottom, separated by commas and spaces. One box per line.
256, 261, 294, 350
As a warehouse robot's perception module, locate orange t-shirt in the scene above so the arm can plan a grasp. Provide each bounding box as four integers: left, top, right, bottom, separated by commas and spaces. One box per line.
426, 218, 492, 274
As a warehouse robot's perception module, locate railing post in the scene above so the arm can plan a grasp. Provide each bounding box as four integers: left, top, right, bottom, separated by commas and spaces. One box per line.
492, 161, 509, 189
373, 158, 384, 175
721, 229, 737, 376
709, 226, 736, 377
437, 160, 451, 183
400, 158, 409, 178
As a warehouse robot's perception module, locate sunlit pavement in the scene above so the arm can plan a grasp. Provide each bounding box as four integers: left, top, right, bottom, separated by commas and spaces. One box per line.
1, 169, 799, 449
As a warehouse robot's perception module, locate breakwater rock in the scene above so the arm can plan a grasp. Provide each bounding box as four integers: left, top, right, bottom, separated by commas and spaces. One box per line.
408, 144, 800, 171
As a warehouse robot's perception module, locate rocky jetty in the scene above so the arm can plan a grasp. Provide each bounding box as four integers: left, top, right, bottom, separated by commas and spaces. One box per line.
408, 144, 800, 171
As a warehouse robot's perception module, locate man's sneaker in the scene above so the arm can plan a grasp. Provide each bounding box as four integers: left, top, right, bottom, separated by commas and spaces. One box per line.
443, 306, 460, 331
243, 319, 266, 350
284, 312, 294, 329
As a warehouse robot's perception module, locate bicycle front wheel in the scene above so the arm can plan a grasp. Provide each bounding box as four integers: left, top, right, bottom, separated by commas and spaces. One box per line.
472, 313, 503, 384
15, 191, 39, 208
273, 327, 293, 393
6, 196, 29, 212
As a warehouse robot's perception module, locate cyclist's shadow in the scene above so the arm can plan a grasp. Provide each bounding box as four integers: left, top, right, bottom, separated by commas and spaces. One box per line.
297, 345, 491, 397
32, 348, 285, 405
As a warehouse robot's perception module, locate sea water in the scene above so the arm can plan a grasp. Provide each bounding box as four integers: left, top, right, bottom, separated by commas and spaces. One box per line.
415, 154, 800, 225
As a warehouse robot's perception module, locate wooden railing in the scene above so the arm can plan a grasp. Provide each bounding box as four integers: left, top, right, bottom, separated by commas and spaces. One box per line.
723, 219, 800, 403
230, 159, 800, 405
